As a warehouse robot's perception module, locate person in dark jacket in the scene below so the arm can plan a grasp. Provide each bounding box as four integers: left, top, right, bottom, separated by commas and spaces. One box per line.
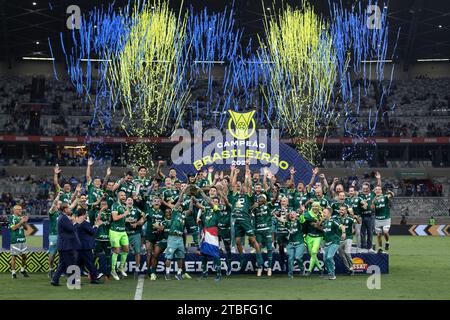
76, 209, 102, 284
51, 203, 81, 286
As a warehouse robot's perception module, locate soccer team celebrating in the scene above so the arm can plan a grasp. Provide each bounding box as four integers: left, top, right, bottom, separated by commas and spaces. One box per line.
9, 158, 394, 282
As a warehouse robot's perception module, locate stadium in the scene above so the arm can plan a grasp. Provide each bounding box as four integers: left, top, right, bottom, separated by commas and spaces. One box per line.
0, 0, 450, 303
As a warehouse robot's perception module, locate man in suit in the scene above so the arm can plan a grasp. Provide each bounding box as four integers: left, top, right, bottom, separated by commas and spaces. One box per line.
76, 209, 102, 284
51, 203, 81, 286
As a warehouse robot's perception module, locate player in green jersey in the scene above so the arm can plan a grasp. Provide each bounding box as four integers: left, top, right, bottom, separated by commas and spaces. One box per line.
252, 194, 274, 276
110, 191, 130, 280
145, 197, 165, 278
338, 205, 359, 274
147, 207, 172, 281
48, 192, 62, 278
86, 157, 104, 224
373, 186, 394, 253
164, 188, 193, 281
94, 199, 112, 279
321, 207, 346, 280
195, 191, 222, 281
133, 166, 151, 208
112, 171, 137, 199
229, 163, 264, 275
275, 210, 305, 278
330, 191, 351, 217
303, 202, 324, 276
272, 196, 291, 273
125, 197, 145, 276
348, 185, 367, 251
53, 164, 76, 204
9, 205, 30, 278
156, 160, 178, 183
161, 177, 177, 209
216, 184, 233, 276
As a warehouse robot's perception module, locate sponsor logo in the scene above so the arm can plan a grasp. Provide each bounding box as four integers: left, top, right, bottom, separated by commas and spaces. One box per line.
352, 257, 369, 271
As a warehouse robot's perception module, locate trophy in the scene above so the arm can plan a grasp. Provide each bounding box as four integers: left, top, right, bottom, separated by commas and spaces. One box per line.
184, 184, 200, 196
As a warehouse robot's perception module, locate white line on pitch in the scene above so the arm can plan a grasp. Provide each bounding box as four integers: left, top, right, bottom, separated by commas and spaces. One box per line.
134, 275, 145, 300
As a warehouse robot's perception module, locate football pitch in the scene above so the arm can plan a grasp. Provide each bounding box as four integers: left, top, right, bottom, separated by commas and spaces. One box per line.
1, 236, 449, 300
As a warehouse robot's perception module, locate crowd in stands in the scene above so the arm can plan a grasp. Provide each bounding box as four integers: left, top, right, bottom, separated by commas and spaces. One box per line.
1, 75, 450, 138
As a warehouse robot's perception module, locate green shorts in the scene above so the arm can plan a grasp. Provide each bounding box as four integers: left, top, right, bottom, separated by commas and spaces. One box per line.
276, 233, 289, 246
48, 234, 58, 255
165, 235, 185, 260
156, 240, 167, 251
128, 233, 142, 255
109, 230, 129, 248
218, 227, 231, 243
256, 230, 272, 249
234, 219, 255, 238
146, 231, 161, 244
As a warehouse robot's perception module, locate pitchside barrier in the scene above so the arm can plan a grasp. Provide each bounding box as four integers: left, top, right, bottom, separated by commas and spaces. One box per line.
0, 251, 388, 274
390, 225, 450, 236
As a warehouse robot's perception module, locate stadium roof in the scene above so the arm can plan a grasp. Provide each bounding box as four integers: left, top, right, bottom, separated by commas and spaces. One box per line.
1, 0, 449, 66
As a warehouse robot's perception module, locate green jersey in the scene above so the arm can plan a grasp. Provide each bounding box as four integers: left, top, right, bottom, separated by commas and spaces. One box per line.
348, 196, 364, 216
330, 200, 349, 217
118, 180, 136, 198
292, 191, 311, 210
133, 177, 151, 201
125, 206, 144, 235
323, 217, 343, 245
8, 215, 26, 244
253, 202, 273, 231
59, 191, 73, 204
104, 190, 116, 209
373, 194, 391, 220
229, 192, 252, 221
199, 204, 220, 228
159, 218, 172, 242
360, 192, 376, 216
161, 187, 177, 206
196, 179, 208, 189
87, 182, 103, 212
285, 220, 304, 243
145, 206, 165, 232
49, 210, 59, 236
309, 195, 330, 210
168, 209, 187, 237
303, 210, 324, 237
273, 206, 291, 234
216, 204, 231, 229
96, 209, 111, 241
340, 215, 355, 239
110, 201, 127, 232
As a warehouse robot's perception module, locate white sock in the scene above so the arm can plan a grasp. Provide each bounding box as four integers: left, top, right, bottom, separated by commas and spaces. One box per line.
20, 267, 24, 272
177, 269, 182, 275
165, 267, 170, 274
11, 270, 16, 274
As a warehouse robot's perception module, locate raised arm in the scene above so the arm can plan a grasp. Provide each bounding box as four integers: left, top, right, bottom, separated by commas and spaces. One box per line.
375, 171, 382, 187
262, 167, 270, 191
307, 167, 319, 190
329, 177, 339, 198
53, 165, 61, 192
157, 160, 166, 179
49, 192, 62, 212
86, 157, 94, 185
245, 159, 252, 196
102, 167, 111, 189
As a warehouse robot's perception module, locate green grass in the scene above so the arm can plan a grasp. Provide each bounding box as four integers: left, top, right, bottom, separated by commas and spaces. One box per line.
1, 236, 449, 300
